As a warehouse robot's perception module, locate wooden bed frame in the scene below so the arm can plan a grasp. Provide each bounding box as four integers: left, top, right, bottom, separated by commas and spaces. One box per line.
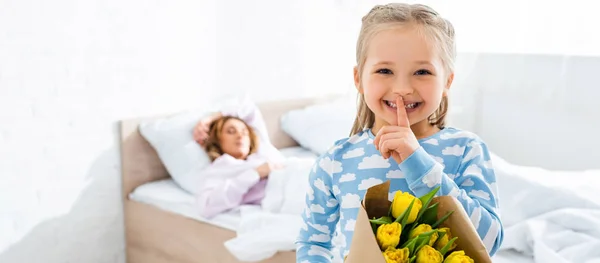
119, 96, 337, 263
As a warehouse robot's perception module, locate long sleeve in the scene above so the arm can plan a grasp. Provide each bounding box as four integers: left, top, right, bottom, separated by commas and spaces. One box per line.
196, 168, 261, 219
399, 139, 504, 256
220, 97, 284, 163
296, 159, 340, 263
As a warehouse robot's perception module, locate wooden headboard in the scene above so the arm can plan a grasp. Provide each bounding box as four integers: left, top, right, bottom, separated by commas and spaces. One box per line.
119, 95, 338, 198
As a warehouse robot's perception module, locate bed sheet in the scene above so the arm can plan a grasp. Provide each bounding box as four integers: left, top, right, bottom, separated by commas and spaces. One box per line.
493, 250, 534, 263
128, 178, 253, 231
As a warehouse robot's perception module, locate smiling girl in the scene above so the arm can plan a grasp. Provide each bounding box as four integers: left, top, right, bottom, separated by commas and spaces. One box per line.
295, 3, 504, 262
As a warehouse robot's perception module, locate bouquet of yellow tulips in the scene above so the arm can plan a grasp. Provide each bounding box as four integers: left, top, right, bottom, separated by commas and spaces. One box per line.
345, 181, 492, 263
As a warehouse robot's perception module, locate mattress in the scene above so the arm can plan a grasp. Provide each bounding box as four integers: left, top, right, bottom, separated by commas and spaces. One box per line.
128, 146, 318, 231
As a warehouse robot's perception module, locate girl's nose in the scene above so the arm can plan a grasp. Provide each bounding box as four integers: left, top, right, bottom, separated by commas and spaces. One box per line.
392, 78, 413, 96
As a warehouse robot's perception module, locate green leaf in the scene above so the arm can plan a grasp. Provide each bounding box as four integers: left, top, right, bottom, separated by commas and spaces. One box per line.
409, 255, 416, 263
399, 221, 416, 245
388, 197, 394, 218
419, 203, 439, 226
437, 230, 447, 241
417, 229, 438, 239
417, 186, 441, 220
402, 230, 438, 257
407, 186, 440, 234
401, 199, 417, 228
413, 230, 437, 252
401, 238, 417, 255
418, 186, 441, 215
394, 198, 416, 224
414, 237, 428, 253
400, 235, 415, 248
369, 216, 393, 225
431, 210, 454, 228
439, 236, 458, 256
370, 217, 378, 234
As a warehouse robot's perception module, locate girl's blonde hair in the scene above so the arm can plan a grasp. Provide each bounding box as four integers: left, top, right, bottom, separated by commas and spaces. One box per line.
204, 116, 259, 161
350, 3, 456, 136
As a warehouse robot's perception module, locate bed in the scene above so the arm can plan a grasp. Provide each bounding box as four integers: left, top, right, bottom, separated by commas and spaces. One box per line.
119, 95, 540, 263
119, 96, 333, 263
120, 69, 600, 263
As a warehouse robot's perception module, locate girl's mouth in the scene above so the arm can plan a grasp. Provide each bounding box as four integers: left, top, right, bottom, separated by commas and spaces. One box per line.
384, 100, 421, 113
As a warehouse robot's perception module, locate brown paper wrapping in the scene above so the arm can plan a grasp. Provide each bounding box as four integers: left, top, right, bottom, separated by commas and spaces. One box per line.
345, 181, 492, 263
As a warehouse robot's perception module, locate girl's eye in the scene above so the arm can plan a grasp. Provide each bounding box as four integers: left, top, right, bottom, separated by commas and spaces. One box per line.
376, 68, 393, 75
414, 69, 432, 75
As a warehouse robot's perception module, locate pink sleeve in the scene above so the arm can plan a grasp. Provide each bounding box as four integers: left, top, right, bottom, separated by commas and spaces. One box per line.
220, 98, 285, 163
196, 169, 261, 219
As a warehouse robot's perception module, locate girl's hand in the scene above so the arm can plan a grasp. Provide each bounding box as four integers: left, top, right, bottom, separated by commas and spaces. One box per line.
193, 113, 222, 146
373, 97, 420, 164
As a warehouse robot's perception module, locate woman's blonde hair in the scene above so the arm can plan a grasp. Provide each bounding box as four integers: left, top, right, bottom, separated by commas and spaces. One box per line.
204, 116, 260, 161
350, 3, 456, 136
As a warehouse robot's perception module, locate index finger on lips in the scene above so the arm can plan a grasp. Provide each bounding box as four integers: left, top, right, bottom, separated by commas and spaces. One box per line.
396, 96, 410, 128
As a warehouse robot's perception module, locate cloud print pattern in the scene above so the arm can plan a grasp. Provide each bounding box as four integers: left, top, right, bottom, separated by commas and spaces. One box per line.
295, 127, 504, 263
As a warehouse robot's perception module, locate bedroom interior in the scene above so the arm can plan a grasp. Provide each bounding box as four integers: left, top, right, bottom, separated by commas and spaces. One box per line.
119, 52, 600, 263
1, 0, 599, 263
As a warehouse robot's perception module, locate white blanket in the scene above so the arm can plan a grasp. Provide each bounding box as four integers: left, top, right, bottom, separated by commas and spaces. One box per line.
224, 156, 318, 262
493, 154, 600, 263
224, 153, 600, 263
223, 207, 305, 261
259, 157, 315, 216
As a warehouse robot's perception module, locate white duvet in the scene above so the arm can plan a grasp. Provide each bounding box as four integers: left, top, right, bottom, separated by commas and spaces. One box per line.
493, 154, 600, 263
224, 156, 316, 261
224, 152, 600, 263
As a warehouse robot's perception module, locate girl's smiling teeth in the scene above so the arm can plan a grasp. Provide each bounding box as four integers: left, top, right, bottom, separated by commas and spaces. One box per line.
384, 100, 421, 109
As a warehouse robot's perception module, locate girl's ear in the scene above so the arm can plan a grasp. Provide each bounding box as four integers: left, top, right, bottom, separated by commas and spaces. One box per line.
354, 66, 363, 94
443, 72, 454, 96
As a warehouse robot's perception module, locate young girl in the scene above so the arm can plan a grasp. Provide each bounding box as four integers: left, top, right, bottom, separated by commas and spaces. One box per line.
193, 98, 285, 218
296, 3, 503, 262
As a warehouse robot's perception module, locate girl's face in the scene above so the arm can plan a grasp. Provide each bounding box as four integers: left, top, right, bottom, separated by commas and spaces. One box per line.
354, 24, 453, 137
218, 118, 251, 160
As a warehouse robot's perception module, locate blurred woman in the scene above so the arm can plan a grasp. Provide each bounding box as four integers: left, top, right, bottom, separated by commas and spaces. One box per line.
192, 100, 285, 218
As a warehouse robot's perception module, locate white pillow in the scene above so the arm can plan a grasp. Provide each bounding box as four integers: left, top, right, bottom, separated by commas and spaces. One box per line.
280, 96, 357, 155
138, 95, 246, 194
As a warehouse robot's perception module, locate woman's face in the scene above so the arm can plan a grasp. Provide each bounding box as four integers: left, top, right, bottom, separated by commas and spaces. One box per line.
218, 118, 251, 159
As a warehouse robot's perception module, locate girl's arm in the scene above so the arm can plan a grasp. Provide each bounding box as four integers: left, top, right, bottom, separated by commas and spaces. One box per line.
296, 158, 340, 263
400, 138, 504, 256
196, 165, 262, 219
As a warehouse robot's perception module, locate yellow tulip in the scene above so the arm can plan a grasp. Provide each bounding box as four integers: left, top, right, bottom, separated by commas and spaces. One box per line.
376, 222, 402, 250
391, 191, 422, 224
415, 245, 443, 263
434, 227, 457, 251
409, 224, 438, 246
382, 247, 410, 263
443, 251, 474, 263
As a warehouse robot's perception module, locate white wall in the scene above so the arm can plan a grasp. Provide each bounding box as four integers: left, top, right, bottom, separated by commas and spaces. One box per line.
356, 0, 600, 56
0, 0, 354, 262
214, 0, 354, 101
0, 0, 220, 261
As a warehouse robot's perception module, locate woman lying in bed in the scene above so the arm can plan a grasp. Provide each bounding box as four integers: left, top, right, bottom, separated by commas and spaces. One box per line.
192, 100, 285, 219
